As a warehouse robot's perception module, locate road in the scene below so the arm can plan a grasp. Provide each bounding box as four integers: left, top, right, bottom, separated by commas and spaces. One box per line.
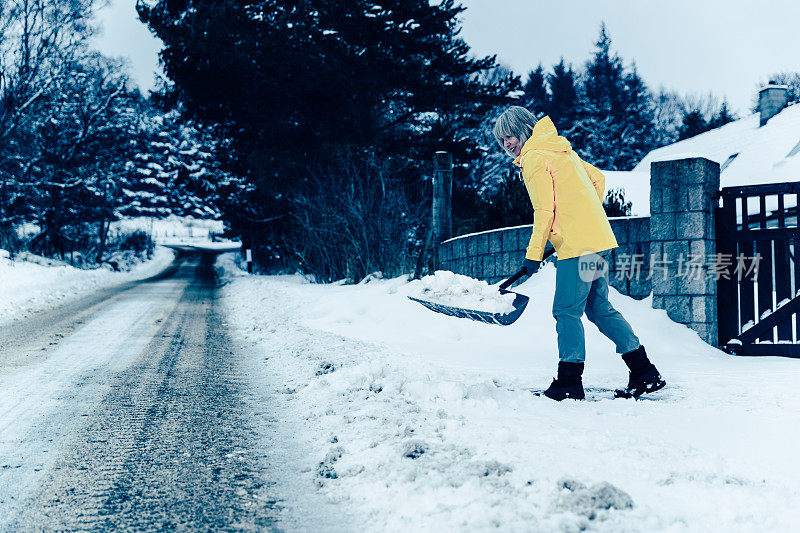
0, 253, 282, 531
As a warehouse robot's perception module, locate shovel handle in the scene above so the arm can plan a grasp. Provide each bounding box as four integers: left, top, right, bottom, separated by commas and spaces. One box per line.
498, 248, 556, 290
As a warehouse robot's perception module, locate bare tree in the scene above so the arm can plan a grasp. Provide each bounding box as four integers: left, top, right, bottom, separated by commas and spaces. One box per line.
680, 91, 723, 121
288, 150, 421, 283
0, 0, 104, 138
651, 88, 683, 146
0, 0, 141, 259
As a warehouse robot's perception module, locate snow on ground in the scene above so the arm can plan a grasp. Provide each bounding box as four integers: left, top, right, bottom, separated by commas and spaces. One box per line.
219, 255, 800, 532
0, 246, 174, 324
109, 215, 225, 243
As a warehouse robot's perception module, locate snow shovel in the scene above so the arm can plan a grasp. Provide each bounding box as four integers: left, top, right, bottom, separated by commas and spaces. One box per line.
408, 248, 555, 326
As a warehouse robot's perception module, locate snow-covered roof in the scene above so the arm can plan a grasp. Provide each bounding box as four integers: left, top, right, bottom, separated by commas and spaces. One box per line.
634, 103, 800, 188
603, 103, 800, 216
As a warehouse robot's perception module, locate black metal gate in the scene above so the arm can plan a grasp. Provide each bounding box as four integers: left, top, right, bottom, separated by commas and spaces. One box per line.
717, 182, 800, 357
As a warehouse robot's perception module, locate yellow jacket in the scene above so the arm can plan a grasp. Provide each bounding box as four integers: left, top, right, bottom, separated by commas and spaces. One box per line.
513, 116, 618, 261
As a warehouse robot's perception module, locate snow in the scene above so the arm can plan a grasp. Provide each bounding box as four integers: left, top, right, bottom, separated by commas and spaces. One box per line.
442, 223, 530, 245
608, 103, 800, 216
109, 216, 225, 243
142, 177, 164, 187
0, 247, 175, 324
635, 104, 800, 189
647, 152, 713, 163
602, 170, 651, 216
218, 255, 800, 531
413, 270, 516, 314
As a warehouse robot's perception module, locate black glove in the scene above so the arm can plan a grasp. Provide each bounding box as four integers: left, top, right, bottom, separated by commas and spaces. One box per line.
522, 258, 541, 276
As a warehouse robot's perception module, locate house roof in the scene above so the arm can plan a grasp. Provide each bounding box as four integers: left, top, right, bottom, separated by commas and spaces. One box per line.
634, 103, 800, 187
603, 103, 800, 216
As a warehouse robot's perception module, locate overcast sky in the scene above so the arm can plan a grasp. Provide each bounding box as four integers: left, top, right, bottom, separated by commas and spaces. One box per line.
458, 0, 800, 115
92, 0, 163, 92
95, 0, 800, 116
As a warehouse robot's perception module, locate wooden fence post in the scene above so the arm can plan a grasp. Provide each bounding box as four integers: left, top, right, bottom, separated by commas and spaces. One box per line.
431, 151, 453, 269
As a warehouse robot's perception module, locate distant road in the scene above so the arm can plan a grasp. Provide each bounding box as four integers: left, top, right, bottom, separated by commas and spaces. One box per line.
0, 252, 279, 530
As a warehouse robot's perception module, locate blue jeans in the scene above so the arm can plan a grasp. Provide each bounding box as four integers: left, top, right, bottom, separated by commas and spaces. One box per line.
552, 252, 640, 363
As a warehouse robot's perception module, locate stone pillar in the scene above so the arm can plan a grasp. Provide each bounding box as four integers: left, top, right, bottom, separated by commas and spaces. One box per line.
649, 158, 720, 345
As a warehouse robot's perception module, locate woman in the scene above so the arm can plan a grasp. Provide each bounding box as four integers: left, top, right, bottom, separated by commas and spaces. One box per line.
493, 106, 665, 401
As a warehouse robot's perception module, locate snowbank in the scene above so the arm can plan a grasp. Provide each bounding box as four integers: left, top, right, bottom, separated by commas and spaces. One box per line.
0, 246, 175, 324
219, 257, 800, 531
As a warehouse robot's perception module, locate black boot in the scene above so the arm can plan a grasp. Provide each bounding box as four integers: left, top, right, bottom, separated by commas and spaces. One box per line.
543, 361, 585, 401
615, 346, 666, 398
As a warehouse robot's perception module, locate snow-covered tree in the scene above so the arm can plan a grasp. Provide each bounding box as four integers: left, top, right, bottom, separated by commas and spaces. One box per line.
7, 52, 139, 259
121, 108, 252, 224
0, 0, 105, 252
568, 24, 659, 171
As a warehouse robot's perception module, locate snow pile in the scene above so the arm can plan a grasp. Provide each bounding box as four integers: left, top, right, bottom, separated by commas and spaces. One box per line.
0, 246, 174, 324
553, 479, 634, 522
413, 270, 516, 314
220, 256, 800, 531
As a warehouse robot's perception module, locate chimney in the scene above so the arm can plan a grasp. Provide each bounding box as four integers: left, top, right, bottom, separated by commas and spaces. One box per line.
759, 82, 789, 126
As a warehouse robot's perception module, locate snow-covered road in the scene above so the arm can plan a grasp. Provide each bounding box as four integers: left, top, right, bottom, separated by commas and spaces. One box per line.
0, 254, 345, 531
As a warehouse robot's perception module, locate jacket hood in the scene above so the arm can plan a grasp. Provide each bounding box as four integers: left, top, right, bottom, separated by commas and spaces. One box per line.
513, 116, 572, 166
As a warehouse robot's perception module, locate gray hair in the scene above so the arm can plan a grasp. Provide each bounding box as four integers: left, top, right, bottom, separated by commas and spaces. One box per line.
493, 106, 538, 156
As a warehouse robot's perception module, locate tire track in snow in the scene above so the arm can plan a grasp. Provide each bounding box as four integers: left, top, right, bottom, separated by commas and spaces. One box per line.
0, 260, 189, 522
0, 259, 183, 375
6, 254, 280, 531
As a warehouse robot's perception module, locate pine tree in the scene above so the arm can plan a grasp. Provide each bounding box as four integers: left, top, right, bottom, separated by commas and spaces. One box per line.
547, 59, 578, 133
678, 110, 709, 140
617, 65, 659, 167
121, 109, 248, 220
138, 0, 514, 273
138, 0, 510, 173
708, 100, 735, 129
523, 65, 549, 116
570, 24, 658, 170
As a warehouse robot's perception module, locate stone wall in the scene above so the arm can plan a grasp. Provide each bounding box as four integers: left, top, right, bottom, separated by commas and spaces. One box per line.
438, 216, 652, 300
607, 217, 651, 299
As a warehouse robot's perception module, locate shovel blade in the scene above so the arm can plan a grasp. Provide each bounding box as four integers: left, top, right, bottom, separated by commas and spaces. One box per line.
407, 292, 529, 326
